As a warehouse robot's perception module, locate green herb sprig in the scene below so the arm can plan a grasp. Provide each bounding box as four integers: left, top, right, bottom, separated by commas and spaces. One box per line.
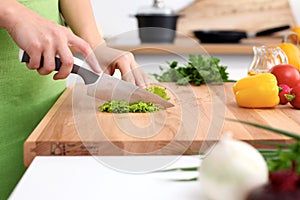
153, 55, 233, 86
157, 118, 300, 180
226, 118, 300, 173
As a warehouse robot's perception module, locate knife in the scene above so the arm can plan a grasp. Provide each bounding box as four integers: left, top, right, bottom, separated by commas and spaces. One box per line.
19, 49, 174, 108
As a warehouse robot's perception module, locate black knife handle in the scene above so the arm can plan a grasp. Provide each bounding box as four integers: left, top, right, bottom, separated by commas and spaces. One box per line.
20, 51, 80, 74
19, 50, 100, 84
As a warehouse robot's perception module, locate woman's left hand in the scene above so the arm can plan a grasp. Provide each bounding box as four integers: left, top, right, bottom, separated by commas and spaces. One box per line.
93, 43, 149, 88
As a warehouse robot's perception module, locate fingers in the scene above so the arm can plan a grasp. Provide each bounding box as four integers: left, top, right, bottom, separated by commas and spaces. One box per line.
119, 58, 149, 88
53, 47, 74, 80
122, 68, 149, 88
26, 46, 57, 76
68, 35, 101, 73
132, 66, 149, 88
133, 65, 149, 88
92, 44, 148, 87
26, 47, 42, 70
122, 71, 136, 85
25, 42, 74, 79
37, 47, 55, 75
7, 7, 100, 80
86, 51, 101, 73
25, 33, 100, 80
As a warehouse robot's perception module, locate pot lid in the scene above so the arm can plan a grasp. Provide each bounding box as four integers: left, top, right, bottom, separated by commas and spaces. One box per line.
136, 0, 175, 15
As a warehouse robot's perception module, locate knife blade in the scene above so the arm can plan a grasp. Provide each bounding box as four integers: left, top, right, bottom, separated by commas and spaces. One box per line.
19, 49, 174, 108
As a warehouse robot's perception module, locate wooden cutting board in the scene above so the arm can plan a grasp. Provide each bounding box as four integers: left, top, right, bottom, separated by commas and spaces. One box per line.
24, 83, 300, 166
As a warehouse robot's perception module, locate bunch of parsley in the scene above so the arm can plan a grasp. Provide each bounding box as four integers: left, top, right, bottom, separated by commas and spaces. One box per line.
153, 54, 231, 86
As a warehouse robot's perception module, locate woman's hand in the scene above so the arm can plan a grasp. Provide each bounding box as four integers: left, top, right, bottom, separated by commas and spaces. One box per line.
59, 0, 148, 87
93, 43, 149, 88
1, 1, 100, 79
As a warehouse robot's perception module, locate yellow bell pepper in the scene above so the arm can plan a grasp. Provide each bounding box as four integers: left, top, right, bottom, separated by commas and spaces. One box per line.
278, 43, 300, 71
233, 73, 279, 108
291, 27, 300, 44
278, 32, 300, 71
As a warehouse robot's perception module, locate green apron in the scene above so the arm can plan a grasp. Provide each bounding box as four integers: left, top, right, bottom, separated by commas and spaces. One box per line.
0, 0, 66, 198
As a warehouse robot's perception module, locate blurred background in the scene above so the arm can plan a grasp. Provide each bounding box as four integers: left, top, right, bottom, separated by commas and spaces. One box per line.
91, 0, 300, 38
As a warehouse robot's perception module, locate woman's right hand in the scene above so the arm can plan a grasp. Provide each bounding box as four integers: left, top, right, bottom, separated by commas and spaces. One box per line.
0, 1, 101, 79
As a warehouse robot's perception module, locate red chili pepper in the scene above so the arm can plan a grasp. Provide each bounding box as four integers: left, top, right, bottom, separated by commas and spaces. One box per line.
278, 84, 291, 105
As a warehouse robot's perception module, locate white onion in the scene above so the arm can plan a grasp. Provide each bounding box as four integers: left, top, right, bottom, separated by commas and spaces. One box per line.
199, 134, 268, 200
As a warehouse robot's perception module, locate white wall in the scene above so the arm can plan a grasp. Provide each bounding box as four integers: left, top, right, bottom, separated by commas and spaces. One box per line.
91, 0, 300, 38
289, 0, 300, 25
90, 0, 193, 37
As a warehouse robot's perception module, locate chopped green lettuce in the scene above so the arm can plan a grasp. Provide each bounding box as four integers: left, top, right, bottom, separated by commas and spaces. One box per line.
145, 85, 170, 100
98, 100, 160, 113
98, 86, 169, 113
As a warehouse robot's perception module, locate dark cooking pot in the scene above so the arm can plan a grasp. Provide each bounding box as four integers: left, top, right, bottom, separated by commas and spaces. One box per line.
133, 0, 181, 43
194, 25, 290, 43
135, 14, 180, 43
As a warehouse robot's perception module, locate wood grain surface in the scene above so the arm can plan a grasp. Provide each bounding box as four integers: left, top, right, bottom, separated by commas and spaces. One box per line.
24, 83, 300, 166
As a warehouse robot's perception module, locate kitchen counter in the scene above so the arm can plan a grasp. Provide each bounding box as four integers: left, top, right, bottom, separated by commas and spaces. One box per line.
107, 35, 284, 55
10, 156, 202, 200
13, 50, 299, 199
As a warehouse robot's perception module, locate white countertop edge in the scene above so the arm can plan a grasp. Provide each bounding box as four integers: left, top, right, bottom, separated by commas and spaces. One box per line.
10, 155, 205, 200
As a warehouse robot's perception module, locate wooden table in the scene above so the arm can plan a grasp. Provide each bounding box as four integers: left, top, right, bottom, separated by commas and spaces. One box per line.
24, 83, 300, 166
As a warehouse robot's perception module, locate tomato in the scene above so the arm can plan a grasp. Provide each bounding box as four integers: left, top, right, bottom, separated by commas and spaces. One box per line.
269, 64, 300, 88
289, 86, 300, 109
294, 81, 300, 88
246, 168, 300, 200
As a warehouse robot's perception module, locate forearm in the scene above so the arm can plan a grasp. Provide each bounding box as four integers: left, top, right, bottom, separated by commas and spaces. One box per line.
0, 0, 26, 31
59, 0, 104, 49
59, 0, 147, 87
